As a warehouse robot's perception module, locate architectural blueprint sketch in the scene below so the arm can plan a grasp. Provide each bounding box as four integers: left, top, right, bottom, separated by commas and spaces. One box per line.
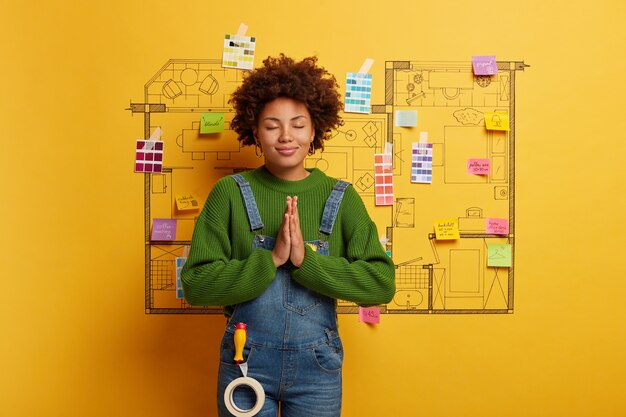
129, 59, 527, 314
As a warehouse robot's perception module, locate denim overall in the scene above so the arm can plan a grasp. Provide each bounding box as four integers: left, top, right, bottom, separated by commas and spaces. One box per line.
217, 174, 350, 417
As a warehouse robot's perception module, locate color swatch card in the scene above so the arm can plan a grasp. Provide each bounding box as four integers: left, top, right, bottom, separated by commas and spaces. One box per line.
359, 306, 381, 324
487, 244, 512, 267
200, 112, 224, 134
135, 140, 163, 173
345, 72, 372, 113
374, 153, 394, 206
395, 110, 418, 127
486, 218, 509, 235
434, 218, 460, 240
484, 112, 510, 131
472, 56, 498, 75
175, 257, 186, 299
151, 218, 177, 241
467, 158, 490, 175
412, 142, 433, 183
222, 34, 256, 70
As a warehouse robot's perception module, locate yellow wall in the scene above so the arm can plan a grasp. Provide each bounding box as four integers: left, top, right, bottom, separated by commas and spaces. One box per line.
2, 1, 625, 416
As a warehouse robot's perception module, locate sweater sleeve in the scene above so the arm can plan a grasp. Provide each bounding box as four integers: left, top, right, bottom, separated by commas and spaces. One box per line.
291, 188, 396, 306
180, 179, 277, 306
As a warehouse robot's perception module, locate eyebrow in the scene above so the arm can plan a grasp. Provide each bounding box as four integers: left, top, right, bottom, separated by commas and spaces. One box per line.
262, 115, 308, 122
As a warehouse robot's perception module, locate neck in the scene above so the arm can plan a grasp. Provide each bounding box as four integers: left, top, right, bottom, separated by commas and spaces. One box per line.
264, 164, 310, 181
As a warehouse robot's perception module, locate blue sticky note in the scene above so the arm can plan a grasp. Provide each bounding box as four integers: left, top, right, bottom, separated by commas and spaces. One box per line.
395, 110, 418, 127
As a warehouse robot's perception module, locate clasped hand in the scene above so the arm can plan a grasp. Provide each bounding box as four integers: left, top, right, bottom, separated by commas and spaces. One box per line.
272, 196, 306, 268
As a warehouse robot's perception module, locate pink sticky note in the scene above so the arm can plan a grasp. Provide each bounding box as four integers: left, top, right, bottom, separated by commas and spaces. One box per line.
472, 56, 498, 75
468, 158, 490, 175
151, 218, 177, 241
486, 218, 509, 235
359, 307, 381, 324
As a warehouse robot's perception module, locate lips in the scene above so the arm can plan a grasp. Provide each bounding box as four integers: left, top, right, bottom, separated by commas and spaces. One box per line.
275, 147, 298, 156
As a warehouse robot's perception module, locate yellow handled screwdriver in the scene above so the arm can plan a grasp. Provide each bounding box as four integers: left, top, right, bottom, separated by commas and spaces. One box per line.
233, 322, 247, 364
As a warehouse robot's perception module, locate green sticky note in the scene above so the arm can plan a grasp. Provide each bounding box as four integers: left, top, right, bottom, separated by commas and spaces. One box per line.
487, 244, 512, 267
200, 112, 224, 134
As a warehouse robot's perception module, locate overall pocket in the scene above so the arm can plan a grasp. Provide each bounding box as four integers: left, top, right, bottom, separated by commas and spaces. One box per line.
311, 333, 344, 373
283, 269, 321, 315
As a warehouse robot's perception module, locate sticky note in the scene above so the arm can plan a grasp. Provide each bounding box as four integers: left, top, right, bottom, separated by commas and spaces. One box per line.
345, 72, 372, 113
135, 140, 163, 173
200, 112, 224, 134
374, 153, 393, 206
359, 306, 381, 324
487, 244, 512, 267
467, 158, 490, 175
395, 110, 417, 127
472, 56, 498, 75
412, 142, 433, 183
484, 112, 510, 131
175, 194, 200, 211
222, 34, 256, 70
175, 257, 186, 299
151, 218, 177, 241
486, 218, 509, 235
434, 218, 460, 240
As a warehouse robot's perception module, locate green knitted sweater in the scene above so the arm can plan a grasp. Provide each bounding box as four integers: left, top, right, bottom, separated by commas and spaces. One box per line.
181, 166, 395, 310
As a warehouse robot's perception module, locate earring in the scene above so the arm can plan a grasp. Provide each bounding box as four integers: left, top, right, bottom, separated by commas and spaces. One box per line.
255, 144, 263, 157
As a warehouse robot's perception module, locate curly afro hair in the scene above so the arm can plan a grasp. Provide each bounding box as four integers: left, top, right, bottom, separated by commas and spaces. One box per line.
229, 54, 343, 153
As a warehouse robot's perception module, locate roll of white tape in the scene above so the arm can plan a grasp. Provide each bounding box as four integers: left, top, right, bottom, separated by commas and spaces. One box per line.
224, 376, 265, 416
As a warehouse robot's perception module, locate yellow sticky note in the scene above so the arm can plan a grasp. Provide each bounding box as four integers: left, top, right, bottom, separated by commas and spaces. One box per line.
175, 194, 199, 211
484, 112, 510, 131
434, 218, 460, 240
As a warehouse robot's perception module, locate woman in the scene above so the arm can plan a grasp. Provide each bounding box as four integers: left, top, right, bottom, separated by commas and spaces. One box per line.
182, 54, 395, 417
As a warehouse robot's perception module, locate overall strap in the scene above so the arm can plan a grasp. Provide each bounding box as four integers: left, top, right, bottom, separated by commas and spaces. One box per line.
232, 174, 264, 232
319, 180, 351, 236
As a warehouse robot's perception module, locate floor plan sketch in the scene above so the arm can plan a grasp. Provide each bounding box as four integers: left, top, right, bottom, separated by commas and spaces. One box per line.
130, 59, 527, 314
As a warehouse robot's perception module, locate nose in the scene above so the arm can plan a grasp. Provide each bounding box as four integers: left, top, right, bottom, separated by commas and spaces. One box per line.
278, 127, 294, 142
